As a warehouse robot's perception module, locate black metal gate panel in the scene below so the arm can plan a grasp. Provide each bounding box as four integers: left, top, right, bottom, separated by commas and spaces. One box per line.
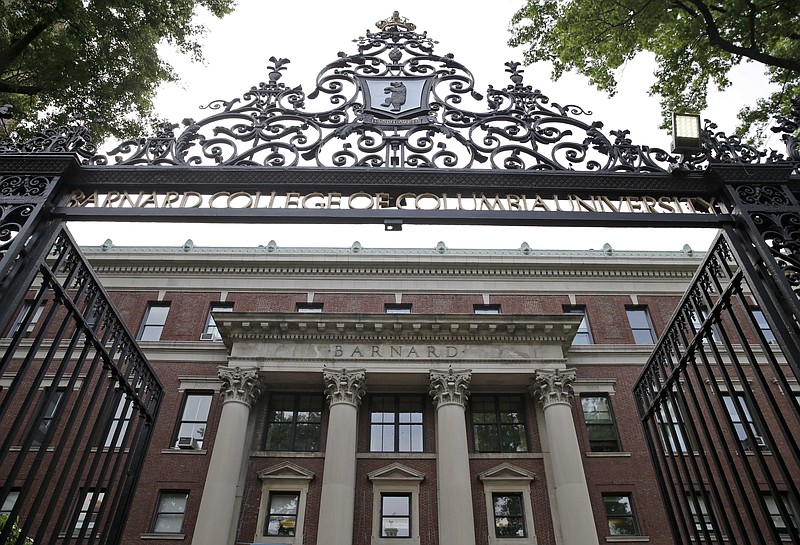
0, 226, 163, 545
634, 233, 800, 544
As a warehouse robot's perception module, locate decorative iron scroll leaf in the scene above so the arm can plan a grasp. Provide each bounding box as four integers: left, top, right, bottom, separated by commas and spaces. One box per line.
0, 15, 797, 174
0, 203, 34, 260
750, 211, 800, 299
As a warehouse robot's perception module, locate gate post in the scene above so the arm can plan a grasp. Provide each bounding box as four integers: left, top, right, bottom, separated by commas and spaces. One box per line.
0, 155, 77, 332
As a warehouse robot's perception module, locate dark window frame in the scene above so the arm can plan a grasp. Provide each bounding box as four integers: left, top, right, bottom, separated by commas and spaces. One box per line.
384, 303, 412, 314
380, 492, 411, 538
5, 300, 45, 339
369, 395, 424, 453
263, 393, 324, 452
201, 303, 234, 340
295, 303, 323, 313
33, 387, 66, 447
564, 305, 593, 344
721, 392, 764, 450
1, 489, 20, 516
150, 490, 189, 534
264, 491, 300, 537
580, 394, 622, 452
626, 306, 656, 344
470, 394, 529, 453
492, 492, 527, 538
602, 492, 641, 536
173, 392, 213, 449
763, 491, 800, 538
473, 304, 501, 314
137, 302, 171, 341
751, 307, 776, 343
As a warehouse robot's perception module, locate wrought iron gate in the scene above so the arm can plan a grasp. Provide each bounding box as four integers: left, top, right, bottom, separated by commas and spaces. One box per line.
0, 221, 163, 545
634, 229, 800, 544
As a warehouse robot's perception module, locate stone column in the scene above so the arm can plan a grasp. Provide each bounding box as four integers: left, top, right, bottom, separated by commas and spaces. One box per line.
429, 367, 476, 545
192, 366, 261, 545
531, 369, 599, 545
316, 368, 366, 545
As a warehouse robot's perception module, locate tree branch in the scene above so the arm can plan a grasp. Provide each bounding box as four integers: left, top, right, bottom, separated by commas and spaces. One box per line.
685, 0, 800, 72
0, 18, 55, 76
0, 80, 45, 95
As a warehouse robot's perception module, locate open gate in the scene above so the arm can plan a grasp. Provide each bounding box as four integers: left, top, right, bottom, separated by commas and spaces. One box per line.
1, 11, 799, 545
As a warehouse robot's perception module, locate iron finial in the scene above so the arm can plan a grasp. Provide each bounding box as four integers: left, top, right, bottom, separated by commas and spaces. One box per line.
376, 11, 416, 31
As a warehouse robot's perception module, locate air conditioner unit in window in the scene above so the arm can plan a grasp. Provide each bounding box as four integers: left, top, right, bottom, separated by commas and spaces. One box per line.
177, 436, 199, 449
754, 436, 766, 448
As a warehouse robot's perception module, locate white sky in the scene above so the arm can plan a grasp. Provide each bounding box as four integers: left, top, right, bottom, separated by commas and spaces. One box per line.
68, 0, 779, 253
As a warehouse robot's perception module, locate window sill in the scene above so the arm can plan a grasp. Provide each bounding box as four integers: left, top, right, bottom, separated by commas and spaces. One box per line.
161, 448, 207, 455
141, 533, 185, 540
587, 452, 632, 458
357, 452, 436, 459
606, 536, 650, 543
251, 451, 324, 458
469, 452, 544, 459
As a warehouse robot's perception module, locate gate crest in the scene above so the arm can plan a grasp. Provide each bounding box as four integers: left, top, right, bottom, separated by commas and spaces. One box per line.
2, 13, 797, 174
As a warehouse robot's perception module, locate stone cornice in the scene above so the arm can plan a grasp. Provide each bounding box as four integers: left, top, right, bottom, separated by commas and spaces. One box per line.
218, 313, 583, 350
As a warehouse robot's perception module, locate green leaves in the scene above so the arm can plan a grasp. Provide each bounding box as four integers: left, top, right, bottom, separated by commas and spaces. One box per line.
509, 0, 800, 140
0, 0, 234, 140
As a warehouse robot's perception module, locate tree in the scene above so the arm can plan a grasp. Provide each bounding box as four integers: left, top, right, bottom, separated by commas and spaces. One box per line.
509, 0, 800, 140
0, 0, 234, 140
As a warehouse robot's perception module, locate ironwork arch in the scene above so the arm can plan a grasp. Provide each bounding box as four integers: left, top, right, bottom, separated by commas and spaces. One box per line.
0, 11, 799, 545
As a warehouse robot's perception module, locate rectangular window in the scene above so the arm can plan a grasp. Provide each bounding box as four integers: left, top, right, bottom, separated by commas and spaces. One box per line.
201, 303, 233, 340
295, 303, 323, 313
33, 388, 65, 447
658, 396, 690, 453
626, 306, 656, 344
722, 393, 764, 450
137, 303, 170, 341
370, 395, 423, 452
763, 492, 800, 538
381, 493, 411, 538
265, 492, 299, 537
474, 304, 501, 314
175, 393, 212, 449
384, 303, 412, 314
564, 305, 592, 344
264, 394, 323, 451
471, 395, 528, 453
6, 300, 44, 338
74, 489, 105, 533
151, 491, 188, 533
104, 396, 133, 448
1, 490, 20, 515
581, 395, 621, 452
686, 492, 713, 534
603, 493, 639, 535
492, 493, 526, 538
752, 308, 776, 343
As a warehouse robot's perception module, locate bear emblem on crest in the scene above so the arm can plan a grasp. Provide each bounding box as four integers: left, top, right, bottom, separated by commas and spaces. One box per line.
382, 81, 407, 112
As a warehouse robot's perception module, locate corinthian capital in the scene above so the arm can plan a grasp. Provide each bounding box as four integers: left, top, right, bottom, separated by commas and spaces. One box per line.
531, 368, 576, 408
323, 368, 366, 407
429, 367, 472, 408
218, 366, 261, 407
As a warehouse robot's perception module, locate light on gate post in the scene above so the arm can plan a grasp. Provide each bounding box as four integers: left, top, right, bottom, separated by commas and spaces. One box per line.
671, 112, 702, 154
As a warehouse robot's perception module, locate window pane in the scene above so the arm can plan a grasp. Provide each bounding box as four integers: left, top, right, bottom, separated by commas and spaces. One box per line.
370, 395, 424, 452
266, 493, 299, 537
153, 513, 184, 533
493, 494, 526, 538
474, 424, 500, 452
604, 494, 637, 535
1, 490, 19, 515
382, 495, 410, 538
383, 496, 410, 516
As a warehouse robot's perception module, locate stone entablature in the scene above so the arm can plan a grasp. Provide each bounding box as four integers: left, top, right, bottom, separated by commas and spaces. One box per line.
219, 313, 582, 370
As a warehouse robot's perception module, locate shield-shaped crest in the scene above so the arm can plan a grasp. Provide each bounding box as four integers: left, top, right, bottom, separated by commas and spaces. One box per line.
358, 76, 434, 120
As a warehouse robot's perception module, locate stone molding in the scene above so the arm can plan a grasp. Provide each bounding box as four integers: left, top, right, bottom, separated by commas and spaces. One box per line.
531, 368, 577, 408
217, 313, 583, 348
217, 366, 261, 407
429, 367, 472, 408
323, 368, 366, 407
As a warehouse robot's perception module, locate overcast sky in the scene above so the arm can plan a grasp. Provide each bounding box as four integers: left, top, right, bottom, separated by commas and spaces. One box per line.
68, 0, 778, 253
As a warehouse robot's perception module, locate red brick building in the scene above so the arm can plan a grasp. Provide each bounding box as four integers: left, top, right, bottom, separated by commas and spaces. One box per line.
74, 240, 708, 545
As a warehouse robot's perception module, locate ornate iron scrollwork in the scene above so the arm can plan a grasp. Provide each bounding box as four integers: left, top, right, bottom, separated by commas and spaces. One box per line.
0, 14, 797, 175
